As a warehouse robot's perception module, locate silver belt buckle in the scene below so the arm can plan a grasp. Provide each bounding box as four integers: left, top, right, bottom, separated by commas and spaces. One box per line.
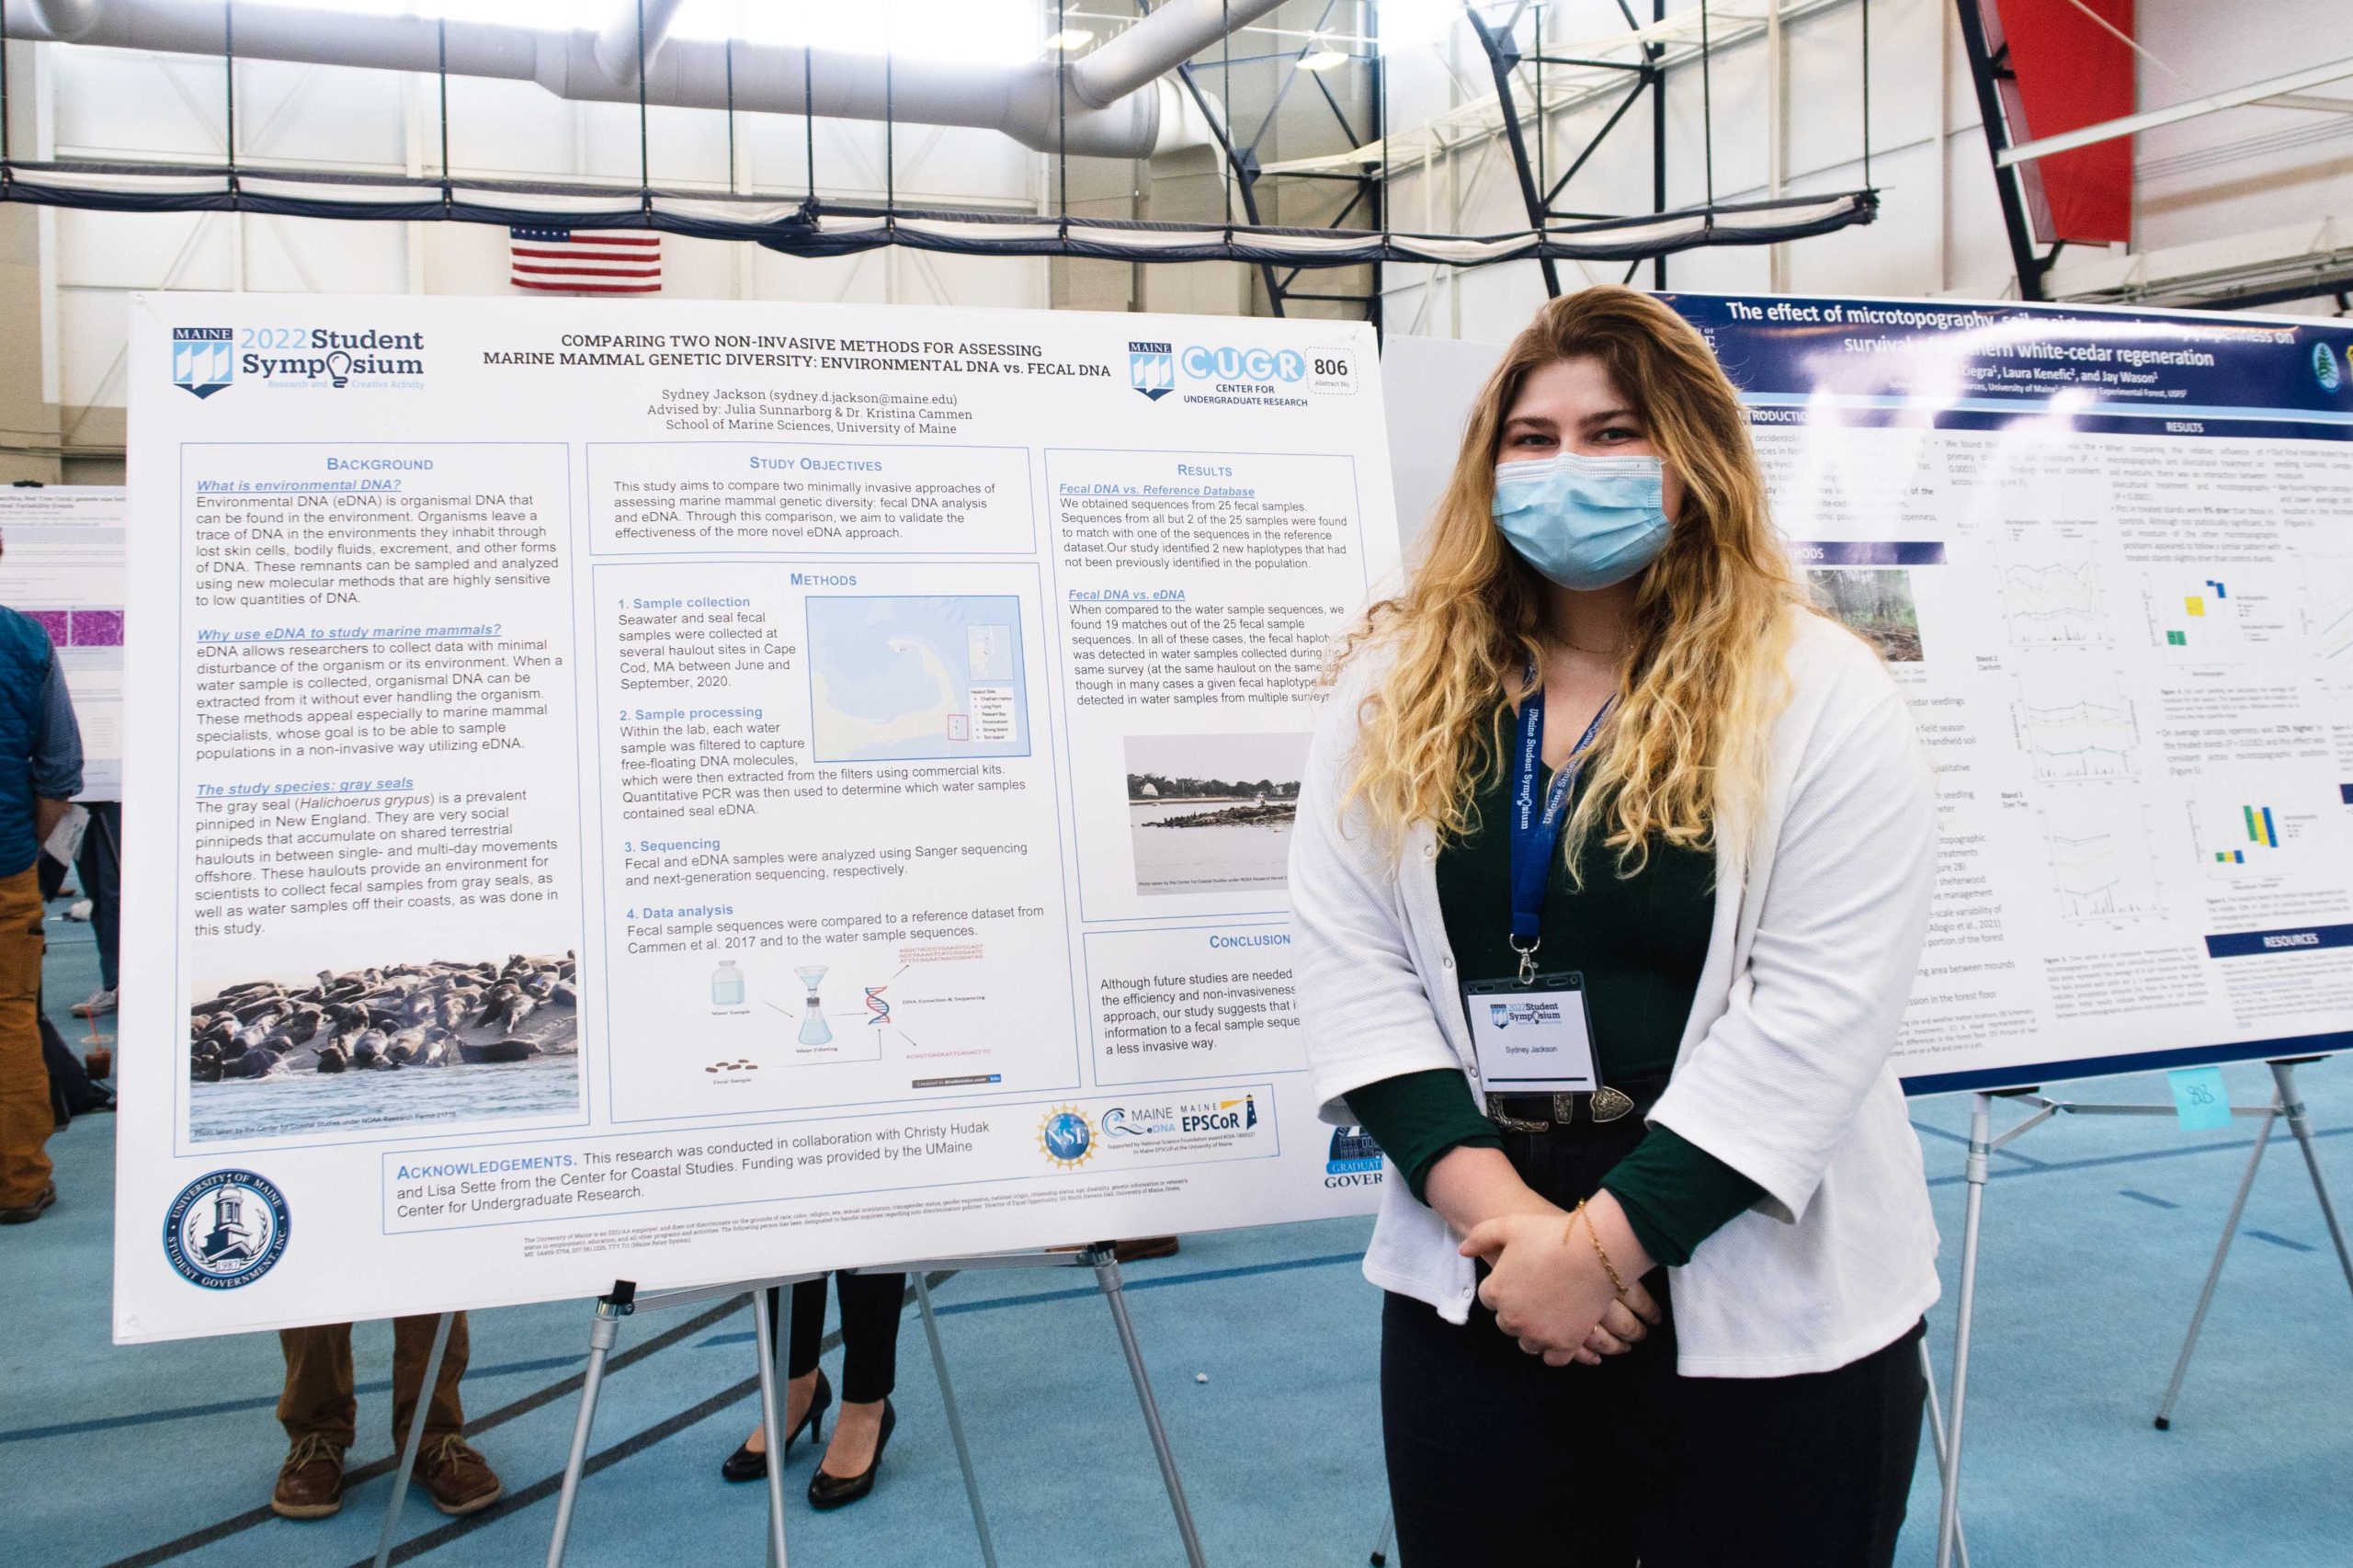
1485, 1095, 1550, 1133
1551, 1092, 1579, 1125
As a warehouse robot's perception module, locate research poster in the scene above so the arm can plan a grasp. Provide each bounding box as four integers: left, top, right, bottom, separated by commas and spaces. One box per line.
1672, 294, 2353, 1094
0, 485, 127, 798
117, 297, 1396, 1341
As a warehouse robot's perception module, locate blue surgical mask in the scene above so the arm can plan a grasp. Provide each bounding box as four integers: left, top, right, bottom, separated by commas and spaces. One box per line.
1490, 452, 1672, 590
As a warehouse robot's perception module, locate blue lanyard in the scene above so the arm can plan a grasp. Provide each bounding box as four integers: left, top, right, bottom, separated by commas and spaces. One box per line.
1507, 660, 1612, 982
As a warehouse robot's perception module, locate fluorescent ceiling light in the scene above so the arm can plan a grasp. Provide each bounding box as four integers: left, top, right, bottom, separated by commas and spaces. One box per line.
1043, 28, 1094, 52
1298, 47, 1351, 72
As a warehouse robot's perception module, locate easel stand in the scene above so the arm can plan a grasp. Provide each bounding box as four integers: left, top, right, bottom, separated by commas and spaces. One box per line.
873, 1242, 1210, 1568
1935, 1055, 2353, 1568
540, 1243, 1206, 1568
371, 1309, 457, 1568
545, 1274, 817, 1568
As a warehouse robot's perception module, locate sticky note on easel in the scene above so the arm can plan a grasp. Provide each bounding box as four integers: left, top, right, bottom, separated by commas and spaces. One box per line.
2168, 1067, 2232, 1131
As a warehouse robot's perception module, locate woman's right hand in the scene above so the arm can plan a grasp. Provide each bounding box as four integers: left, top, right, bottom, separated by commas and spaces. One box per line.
1423, 1144, 1564, 1237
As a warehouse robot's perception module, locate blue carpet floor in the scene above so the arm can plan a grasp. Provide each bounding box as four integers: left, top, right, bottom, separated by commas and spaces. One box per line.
7, 904, 2351, 1566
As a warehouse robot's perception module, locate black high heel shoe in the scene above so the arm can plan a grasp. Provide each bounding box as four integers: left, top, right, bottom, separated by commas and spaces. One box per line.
720, 1370, 833, 1483
806, 1399, 894, 1510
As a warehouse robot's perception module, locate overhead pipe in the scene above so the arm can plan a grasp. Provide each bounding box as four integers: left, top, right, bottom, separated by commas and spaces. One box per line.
0, 0, 1284, 157
27, 0, 97, 40
591, 0, 688, 87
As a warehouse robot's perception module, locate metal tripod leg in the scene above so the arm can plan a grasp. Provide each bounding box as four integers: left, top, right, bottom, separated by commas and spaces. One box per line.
372, 1310, 455, 1568
1935, 1093, 1992, 1568
750, 1288, 790, 1568
1917, 1335, 1971, 1568
915, 1275, 999, 1568
1089, 1244, 1208, 1568
2154, 1100, 2277, 1429
1369, 1504, 1394, 1565
546, 1291, 632, 1568
2272, 1061, 2353, 1298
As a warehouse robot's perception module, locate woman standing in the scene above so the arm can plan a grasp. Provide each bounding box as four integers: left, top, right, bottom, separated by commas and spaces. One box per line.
720, 1270, 903, 1509
1292, 287, 1940, 1567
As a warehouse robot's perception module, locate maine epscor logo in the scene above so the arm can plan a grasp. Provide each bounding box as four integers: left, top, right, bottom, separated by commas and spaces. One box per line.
171, 327, 235, 399
163, 1169, 290, 1289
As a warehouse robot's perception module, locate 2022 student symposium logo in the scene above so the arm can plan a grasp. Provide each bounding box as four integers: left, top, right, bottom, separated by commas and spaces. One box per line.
170, 324, 427, 397
163, 1169, 291, 1290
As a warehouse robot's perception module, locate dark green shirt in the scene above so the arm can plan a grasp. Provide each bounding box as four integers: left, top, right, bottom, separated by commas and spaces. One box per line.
1343, 737, 1764, 1267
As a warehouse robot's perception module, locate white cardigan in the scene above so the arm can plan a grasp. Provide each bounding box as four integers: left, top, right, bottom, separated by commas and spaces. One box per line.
1290, 608, 1941, 1377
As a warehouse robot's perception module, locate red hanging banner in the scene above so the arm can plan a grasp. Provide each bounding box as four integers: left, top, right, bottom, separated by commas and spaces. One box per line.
1983, 0, 2137, 245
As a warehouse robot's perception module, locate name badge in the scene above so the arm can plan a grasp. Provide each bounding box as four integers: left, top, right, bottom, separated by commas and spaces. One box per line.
1464, 972, 1599, 1095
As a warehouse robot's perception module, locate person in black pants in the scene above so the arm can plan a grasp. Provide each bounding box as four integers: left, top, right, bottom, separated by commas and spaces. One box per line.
1294, 287, 1941, 1567
721, 1270, 904, 1509
70, 801, 119, 1020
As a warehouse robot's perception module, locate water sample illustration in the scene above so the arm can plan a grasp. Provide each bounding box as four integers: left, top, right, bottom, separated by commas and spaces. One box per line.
710, 960, 745, 1006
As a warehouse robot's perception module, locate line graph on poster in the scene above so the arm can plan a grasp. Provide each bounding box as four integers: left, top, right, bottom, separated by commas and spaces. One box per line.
2040, 789, 2165, 926
1998, 550, 2107, 649
2010, 669, 2141, 782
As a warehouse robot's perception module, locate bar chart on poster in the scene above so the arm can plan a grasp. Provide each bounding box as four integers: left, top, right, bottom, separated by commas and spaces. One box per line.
117, 297, 1397, 1341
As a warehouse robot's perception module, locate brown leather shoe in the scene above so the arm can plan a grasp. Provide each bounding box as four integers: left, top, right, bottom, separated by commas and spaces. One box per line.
414, 1433, 502, 1517
271, 1433, 347, 1519
0, 1184, 56, 1225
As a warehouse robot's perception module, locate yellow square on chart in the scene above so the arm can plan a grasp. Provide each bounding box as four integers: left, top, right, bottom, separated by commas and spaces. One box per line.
2184, 596, 2206, 617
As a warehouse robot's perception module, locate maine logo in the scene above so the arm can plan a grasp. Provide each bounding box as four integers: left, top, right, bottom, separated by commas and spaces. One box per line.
163, 1169, 290, 1289
1129, 340, 1175, 401
2317, 341, 2343, 393
171, 327, 234, 399
1489, 1002, 1512, 1028
1039, 1106, 1096, 1169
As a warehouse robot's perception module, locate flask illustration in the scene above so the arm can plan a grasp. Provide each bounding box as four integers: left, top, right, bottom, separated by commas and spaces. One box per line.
794, 964, 833, 1045
710, 960, 745, 1007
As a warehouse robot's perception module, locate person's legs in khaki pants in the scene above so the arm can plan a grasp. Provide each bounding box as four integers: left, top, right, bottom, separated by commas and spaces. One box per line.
274, 1314, 481, 1519
0, 866, 52, 1213
278, 1314, 471, 1447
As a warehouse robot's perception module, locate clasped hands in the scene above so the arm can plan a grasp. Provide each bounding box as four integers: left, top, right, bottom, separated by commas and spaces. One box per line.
1459, 1189, 1663, 1368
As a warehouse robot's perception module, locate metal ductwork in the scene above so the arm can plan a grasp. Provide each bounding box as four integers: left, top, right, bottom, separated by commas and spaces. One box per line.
0, 0, 1284, 157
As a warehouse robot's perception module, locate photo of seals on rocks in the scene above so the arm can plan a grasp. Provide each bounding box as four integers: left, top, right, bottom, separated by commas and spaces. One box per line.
189, 952, 579, 1085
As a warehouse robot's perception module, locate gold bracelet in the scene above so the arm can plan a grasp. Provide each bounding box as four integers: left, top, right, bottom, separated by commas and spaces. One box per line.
1568, 1199, 1629, 1300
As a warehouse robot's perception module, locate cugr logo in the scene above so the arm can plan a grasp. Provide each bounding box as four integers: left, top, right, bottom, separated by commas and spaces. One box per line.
1179, 345, 1307, 382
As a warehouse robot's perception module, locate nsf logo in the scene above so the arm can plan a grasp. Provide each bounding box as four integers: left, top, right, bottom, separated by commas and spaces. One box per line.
1180, 345, 1307, 382
1129, 340, 1176, 401
163, 1169, 290, 1290
1039, 1107, 1096, 1169
172, 327, 235, 400
2316, 341, 2343, 393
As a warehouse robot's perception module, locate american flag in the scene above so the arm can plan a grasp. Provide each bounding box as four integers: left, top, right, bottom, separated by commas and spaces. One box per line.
507, 227, 663, 294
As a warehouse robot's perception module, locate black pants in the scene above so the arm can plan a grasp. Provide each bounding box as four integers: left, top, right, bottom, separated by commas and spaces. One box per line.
1381, 1118, 1926, 1568
74, 802, 119, 993
763, 1272, 905, 1405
